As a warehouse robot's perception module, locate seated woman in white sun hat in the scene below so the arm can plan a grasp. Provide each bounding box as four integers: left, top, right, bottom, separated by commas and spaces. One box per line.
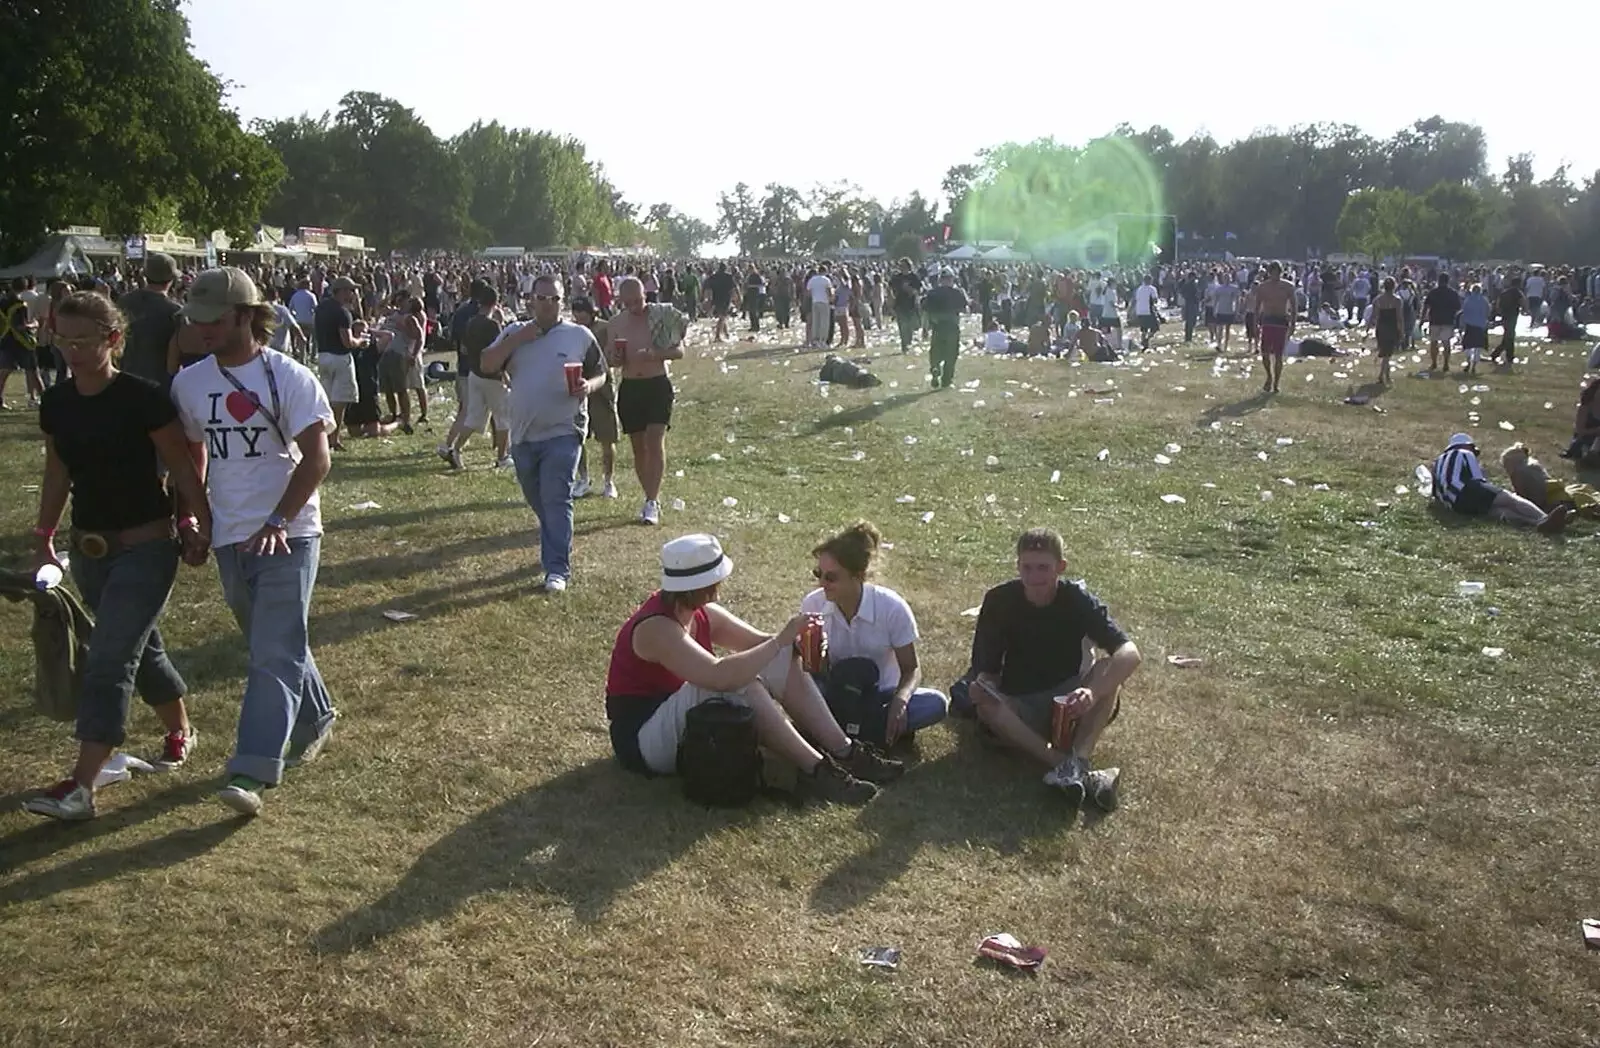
604, 533, 904, 805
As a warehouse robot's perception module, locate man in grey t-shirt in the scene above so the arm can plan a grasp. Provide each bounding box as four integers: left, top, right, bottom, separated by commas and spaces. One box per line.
479, 274, 604, 593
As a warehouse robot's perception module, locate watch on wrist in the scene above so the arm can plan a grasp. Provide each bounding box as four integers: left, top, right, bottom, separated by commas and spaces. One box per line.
265, 513, 288, 530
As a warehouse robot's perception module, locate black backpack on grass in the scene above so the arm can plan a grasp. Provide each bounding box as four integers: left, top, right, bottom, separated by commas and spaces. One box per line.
678, 698, 762, 807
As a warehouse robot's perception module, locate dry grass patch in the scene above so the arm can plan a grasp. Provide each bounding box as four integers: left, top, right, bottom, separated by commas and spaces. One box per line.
1, 318, 1598, 1047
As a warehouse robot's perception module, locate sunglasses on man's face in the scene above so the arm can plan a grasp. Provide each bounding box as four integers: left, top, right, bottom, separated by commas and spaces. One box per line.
534, 293, 562, 303
812, 568, 842, 583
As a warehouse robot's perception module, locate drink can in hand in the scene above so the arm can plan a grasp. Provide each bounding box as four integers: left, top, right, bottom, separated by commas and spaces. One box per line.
1051, 692, 1091, 751
798, 618, 827, 673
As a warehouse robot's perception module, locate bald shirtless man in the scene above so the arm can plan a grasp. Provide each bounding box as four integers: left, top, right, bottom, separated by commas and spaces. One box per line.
1253, 262, 1297, 394
604, 276, 686, 525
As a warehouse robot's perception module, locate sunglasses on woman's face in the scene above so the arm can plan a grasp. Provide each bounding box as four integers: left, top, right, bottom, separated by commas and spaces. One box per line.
812, 568, 842, 583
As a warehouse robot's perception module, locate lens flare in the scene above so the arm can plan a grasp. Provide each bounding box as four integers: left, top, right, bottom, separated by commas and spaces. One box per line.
961, 137, 1167, 266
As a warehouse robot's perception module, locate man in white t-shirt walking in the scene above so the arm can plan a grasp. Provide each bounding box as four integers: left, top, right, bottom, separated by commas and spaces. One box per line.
170, 267, 338, 817
806, 264, 835, 349
1132, 274, 1159, 349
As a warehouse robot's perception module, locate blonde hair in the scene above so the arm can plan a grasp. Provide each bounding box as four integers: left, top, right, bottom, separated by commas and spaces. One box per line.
1498, 443, 1532, 471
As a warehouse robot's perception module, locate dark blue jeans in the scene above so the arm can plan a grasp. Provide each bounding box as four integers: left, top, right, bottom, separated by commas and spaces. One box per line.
69, 535, 186, 747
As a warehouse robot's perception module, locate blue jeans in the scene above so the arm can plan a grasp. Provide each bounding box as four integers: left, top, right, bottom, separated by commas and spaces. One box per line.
70, 535, 186, 747
215, 537, 335, 785
510, 432, 582, 580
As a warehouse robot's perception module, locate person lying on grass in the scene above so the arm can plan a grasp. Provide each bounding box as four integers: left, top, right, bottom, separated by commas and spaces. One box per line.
1500, 443, 1599, 519
799, 520, 949, 750
1563, 376, 1600, 465
603, 533, 903, 806
949, 527, 1142, 811
1432, 432, 1572, 534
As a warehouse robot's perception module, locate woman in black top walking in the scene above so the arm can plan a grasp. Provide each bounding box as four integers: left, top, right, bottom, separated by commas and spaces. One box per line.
23, 291, 212, 821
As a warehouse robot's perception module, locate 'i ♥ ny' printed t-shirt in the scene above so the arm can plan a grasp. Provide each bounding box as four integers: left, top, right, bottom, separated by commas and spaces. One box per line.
170, 349, 334, 547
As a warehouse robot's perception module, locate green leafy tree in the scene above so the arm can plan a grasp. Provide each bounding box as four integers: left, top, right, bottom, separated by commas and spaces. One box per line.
0, 0, 284, 256
1421, 182, 1492, 259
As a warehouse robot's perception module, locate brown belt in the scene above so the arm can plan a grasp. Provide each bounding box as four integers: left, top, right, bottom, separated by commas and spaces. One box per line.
72, 519, 176, 560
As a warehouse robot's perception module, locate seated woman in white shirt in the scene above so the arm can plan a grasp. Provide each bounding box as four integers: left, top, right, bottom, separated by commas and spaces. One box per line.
800, 521, 949, 747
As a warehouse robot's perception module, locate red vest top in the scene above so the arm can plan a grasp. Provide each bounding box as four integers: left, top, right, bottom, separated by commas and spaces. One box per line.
605, 591, 712, 700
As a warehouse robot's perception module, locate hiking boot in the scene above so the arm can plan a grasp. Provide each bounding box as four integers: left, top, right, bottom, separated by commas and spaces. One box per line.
152, 727, 198, 771
1044, 754, 1090, 806
1086, 766, 1121, 812
835, 741, 905, 784
797, 760, 878, 806
1537, 503, 1573, 535
23, 778, 95, 821
217, 775, 266, 817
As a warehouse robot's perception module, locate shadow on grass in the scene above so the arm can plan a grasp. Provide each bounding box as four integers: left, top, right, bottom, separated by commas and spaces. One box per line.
322, 500, 519, 534
807, 725, 1086, 915
0, 818, 245, 906
0, 778, 220, 875
170, 561, 547, 689
1198, 391, 1271, 426
314, 758, 738, 950
722, 339, 809, 362
802, 391, 935, 435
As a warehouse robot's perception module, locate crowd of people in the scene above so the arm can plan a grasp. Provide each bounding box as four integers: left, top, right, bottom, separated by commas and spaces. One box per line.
4, 240, 1596, 819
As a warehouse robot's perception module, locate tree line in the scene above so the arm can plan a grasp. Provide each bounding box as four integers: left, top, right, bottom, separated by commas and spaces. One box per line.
4, 3, 1597, 264
714, 119, 1600, 264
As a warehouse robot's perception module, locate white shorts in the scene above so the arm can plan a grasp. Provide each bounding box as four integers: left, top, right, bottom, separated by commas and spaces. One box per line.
460, 373, 510, 434
317, 352, 358, 404
635, 648, 796, 774
1428, 324, 1455, 343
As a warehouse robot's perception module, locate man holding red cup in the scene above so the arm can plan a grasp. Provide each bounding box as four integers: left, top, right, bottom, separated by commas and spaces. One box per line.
949, 527, 1142, 810
478, 274, 606, 593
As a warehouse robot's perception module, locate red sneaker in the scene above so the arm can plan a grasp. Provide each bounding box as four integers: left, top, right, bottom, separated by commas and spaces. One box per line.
154, 728, 198, 771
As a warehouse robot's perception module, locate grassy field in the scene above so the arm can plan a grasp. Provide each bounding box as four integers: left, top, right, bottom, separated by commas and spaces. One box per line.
1, 312, 1597, 1048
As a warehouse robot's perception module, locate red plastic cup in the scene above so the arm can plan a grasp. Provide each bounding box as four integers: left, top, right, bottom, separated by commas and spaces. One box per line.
610, 337, 628, 367
564, 361, 584, 396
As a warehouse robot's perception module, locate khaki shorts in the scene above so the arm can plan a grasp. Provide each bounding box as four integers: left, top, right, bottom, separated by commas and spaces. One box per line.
587, 380, 619, 443
1428, 323, 1455, 342
635, 648, 796, 774
317, 352, 357, 405
460, 373, 510, 434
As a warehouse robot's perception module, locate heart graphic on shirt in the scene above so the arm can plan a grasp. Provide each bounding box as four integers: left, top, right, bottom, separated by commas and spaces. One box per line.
224, 390, 258, 423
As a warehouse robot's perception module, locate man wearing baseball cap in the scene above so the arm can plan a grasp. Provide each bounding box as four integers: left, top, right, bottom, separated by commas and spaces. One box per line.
603, 534, 902, 804
170, 266, 339, 816
1431, 432, 1571, 533
115, 252, 182, 386
313, 275, 370, 448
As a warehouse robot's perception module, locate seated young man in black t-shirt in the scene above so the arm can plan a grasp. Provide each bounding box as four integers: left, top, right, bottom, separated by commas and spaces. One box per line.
950, 527, 1142, 810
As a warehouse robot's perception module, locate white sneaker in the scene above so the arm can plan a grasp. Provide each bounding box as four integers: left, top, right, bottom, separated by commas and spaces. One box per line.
572, 476, 593, 498
641, 500, 661, 525
601, 479, 618, 498
496, 455, 514, 469
23, 778, 95, 820
544, 575, 568, 593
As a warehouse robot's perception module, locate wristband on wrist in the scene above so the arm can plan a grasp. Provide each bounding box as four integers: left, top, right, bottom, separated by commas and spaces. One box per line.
33, 526, 55, 539
178, 515, 199, 531
265, 513, 288, 530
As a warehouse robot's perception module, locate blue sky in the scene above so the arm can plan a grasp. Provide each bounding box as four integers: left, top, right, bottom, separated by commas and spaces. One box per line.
186, 0, 1598, 224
